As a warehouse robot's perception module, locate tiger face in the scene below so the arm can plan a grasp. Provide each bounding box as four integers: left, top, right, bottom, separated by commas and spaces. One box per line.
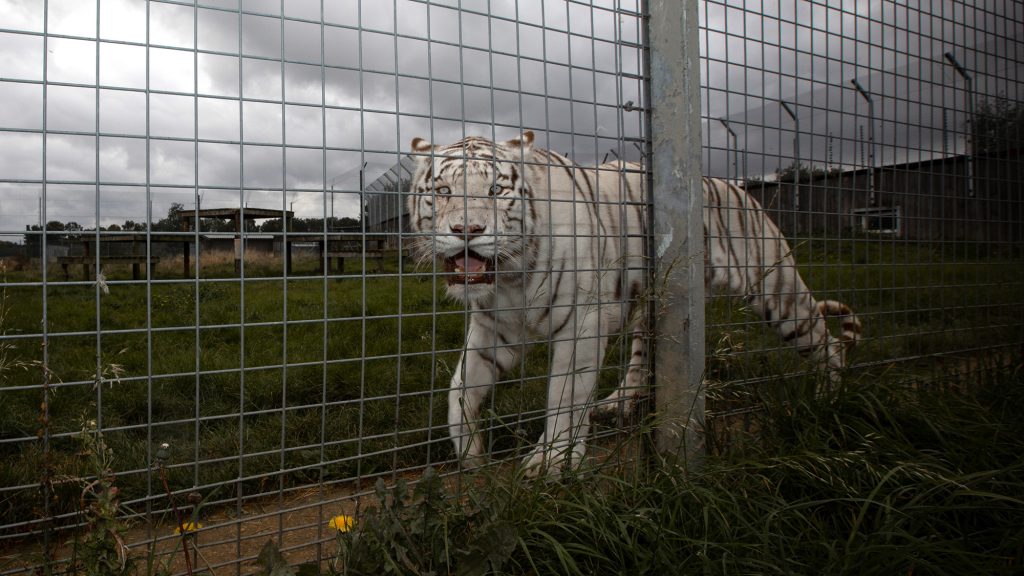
407, 132, 537, 302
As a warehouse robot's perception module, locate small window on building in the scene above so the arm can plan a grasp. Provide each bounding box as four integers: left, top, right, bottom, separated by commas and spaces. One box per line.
854, 206, 900, 235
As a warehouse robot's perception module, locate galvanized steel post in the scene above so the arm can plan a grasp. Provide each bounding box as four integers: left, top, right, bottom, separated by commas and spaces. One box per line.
646, 0, 705, 465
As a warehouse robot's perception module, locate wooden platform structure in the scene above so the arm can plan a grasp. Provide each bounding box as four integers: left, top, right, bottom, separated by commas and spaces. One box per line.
59, 207, 402, 279
177, 207, 403, 274
59, 234, 178, 280
177, 207, 293, 275
58, 253, 161, 280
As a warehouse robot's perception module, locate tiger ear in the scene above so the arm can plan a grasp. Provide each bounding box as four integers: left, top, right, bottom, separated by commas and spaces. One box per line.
504, 130, 534, 152
410, 137, 434, 153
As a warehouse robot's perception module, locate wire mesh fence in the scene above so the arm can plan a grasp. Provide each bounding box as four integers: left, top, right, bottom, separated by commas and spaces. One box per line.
0, 0, 1021, 573
697, 0, 1024, 444
0, 0, 653, 572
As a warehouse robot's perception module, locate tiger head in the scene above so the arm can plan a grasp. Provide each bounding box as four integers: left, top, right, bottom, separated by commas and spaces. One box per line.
407, 131, 537, 302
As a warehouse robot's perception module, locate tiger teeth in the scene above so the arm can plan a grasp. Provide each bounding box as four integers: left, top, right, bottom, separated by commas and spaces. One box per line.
454, 266, 465, 272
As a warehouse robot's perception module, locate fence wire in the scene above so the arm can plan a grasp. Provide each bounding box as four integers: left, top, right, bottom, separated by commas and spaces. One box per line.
0, 0, 650, 572
0, 0, 1022, 573
698, 0, 1024, 438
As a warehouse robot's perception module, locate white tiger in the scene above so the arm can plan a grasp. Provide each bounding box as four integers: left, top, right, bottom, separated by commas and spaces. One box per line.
407, 131, 860, 475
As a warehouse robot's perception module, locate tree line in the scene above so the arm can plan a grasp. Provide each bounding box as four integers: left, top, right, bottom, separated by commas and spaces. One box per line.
23, 202, 361, 246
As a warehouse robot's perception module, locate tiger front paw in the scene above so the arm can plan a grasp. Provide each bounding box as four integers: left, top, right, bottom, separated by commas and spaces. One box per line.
520, 442, 585, 479
520, 447, 551, 479
592, 390, 646, 422
457, 452, 487, 471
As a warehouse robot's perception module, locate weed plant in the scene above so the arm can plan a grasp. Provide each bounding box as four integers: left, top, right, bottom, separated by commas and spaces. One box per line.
68, 419, 133, 576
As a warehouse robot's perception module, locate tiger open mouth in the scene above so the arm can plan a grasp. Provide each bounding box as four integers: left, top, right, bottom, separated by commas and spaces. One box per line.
444, 250, 494, 285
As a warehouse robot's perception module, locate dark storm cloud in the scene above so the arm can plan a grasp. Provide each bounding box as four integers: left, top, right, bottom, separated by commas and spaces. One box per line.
4, 0, 1015, 232
704, 0, 1024, 179
0, 0, 642, 231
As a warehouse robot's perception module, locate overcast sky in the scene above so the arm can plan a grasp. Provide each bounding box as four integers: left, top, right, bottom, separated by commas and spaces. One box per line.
702, 0, 1024, 180
0, 0, 1021, 237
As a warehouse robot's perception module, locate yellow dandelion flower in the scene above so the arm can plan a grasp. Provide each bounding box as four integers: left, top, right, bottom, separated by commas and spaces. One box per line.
328, 515, 354, 533
174, 521, 203, 534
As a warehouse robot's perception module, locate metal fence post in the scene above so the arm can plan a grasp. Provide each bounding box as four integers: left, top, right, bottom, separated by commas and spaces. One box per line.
647, 0, 705, 465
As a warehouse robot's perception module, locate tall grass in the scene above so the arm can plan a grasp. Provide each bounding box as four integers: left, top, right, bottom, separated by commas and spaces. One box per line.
1, 240, 1021, 551
0, 253, 552, 534
335, 364, 1024, 575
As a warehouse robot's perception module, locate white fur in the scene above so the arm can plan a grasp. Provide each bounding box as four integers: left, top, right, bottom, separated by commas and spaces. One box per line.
408, 133, 647, 475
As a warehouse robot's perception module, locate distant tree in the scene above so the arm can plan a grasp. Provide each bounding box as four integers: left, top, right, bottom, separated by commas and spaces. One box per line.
106, 223, 122, 232
23, 224, 42, 249
153, 202, 186, 231
199, 218, 235, 233
39, 220, 82, 244
742, 174, 766, 189
974, 96, 1024, 155
261, 218, 284, 233
334, 216, 361, 230
260, 216, 360, 233
290, 218, 318, 233
772, 161, 842, 183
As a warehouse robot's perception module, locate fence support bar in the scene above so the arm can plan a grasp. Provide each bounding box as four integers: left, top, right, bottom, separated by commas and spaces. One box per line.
647, 0, 705, 466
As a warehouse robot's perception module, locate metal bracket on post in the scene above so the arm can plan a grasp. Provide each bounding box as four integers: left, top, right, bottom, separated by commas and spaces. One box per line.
646, 0, 705, 468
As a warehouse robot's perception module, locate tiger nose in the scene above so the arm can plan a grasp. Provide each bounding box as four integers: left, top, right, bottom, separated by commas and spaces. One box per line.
450, 223, 486, 235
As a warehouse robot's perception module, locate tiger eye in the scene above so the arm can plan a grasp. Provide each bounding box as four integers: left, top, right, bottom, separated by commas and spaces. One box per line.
488, 184, 504, 196
435, 185, 451, 195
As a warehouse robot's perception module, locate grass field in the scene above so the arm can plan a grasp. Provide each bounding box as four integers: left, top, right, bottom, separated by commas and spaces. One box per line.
332, 362, 1024, 576
0, 237, 1022, 536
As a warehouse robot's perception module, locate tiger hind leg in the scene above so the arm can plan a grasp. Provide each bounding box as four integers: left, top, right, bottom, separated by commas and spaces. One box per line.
807, 299, 862, 381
